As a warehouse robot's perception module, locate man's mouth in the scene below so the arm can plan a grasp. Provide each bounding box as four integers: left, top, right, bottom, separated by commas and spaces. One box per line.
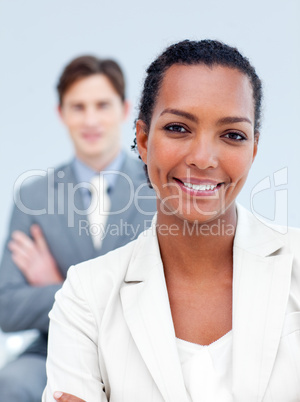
82, 133, 101, 137
82, 132, 103, 142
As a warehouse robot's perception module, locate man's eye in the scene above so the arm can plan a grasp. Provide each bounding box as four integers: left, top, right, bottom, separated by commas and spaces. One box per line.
164, 124, 187, 133
223, 132, 246, 141
97, 102, 110, 109
72, 105, 84, 111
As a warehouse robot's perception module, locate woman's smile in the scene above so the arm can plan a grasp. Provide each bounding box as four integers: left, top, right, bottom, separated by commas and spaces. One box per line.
173, 178, 224, 196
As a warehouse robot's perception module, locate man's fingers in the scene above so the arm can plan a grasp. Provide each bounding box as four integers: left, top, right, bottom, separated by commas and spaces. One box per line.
11, 252, 29, 272
8, 241, 31, 264
11, 230, 34, 251
31, 224, 49, 251
53, 391, 86, 402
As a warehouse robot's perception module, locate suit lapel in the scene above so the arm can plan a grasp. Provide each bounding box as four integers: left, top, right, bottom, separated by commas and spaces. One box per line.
120, 225, 190, 402
100, 169, 133, 254
101, 155, 149, 255
232, 205, 293, 401
54, 163, 95, 262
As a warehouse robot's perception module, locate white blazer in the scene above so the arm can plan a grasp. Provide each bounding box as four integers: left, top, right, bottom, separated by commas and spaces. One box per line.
43, 205, 300, 402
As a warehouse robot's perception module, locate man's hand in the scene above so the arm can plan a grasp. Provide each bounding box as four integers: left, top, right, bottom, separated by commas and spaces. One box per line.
8, 224, 63, 286
54, 391, 86, 402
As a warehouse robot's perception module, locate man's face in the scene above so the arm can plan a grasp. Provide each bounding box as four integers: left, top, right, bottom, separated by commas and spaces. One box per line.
59, 74, 128, 169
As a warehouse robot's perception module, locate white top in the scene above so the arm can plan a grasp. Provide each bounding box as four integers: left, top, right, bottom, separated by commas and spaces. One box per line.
176, 331, 233, 402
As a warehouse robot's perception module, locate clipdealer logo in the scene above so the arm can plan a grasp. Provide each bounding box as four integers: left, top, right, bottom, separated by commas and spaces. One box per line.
13, 167, 289, 234
250, 167, 288, 234
13, 168, 156, 228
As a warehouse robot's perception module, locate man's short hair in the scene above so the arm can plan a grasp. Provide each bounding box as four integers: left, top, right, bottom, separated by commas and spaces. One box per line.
57, 55, 126, 105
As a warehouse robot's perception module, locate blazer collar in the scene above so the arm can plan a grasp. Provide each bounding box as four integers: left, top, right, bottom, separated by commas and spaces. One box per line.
234, 203, 285, 257
125, 205, 288, 279
232, 204, 293, 401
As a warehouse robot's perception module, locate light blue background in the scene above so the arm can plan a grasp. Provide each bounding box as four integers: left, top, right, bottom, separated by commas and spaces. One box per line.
1, 0, 299, 254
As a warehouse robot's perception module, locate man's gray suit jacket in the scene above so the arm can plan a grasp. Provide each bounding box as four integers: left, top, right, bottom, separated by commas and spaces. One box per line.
0, 154, 156, 355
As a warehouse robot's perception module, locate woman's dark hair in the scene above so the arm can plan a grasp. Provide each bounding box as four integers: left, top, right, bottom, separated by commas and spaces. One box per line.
133, 38, 262, 143
132, 40, 263, 186
57, 55, 126, 105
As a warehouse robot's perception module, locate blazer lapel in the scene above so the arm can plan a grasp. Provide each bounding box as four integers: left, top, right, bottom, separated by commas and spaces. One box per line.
232, 205, 293, 401
120, 225, 190, 402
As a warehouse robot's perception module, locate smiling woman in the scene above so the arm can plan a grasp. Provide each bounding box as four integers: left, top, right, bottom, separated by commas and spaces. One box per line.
136, 64, 258, 227
43, 40, 300, 402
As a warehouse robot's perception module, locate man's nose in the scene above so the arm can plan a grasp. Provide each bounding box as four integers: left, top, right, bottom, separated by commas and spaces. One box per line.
83, 108, 99, 126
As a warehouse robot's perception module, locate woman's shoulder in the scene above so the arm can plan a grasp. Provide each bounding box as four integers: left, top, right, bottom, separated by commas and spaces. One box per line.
53, 240, 138, 328
282, 226, 300, 254
63, 223, 158, 311
72, 238, 138, 292
231, 204, 300, 267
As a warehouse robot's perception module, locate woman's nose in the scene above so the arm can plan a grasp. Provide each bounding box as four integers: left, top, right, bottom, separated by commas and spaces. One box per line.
185, 136, 218, 170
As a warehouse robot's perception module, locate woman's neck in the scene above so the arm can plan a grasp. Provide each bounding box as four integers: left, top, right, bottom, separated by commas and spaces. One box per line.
156, 206, 236, 282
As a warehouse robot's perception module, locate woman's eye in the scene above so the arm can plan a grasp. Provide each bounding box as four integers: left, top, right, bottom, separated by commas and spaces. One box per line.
164, 124, 187, 133
223, 132, 246, 141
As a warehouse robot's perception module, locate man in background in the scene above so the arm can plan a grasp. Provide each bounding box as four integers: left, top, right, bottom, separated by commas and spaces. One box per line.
0, 56, 155, 401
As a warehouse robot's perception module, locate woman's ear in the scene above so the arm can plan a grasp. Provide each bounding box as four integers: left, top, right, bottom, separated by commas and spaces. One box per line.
136, 120, 149, 164
252, 132, 260, 161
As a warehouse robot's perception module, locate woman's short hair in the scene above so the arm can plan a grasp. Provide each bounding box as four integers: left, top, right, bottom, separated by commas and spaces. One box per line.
136, 39, 262, 132
57, 55, 126, 105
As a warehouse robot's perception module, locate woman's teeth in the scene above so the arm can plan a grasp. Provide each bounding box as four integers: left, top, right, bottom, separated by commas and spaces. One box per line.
183, 182, 218, 191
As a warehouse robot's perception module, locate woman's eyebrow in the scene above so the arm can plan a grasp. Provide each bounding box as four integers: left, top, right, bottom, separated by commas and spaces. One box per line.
160, 109, 252, 126
160, 108, 198, 123
216, 116, 252, 125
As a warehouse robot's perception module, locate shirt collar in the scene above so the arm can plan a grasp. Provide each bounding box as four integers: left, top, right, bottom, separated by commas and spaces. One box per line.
72, 151, 125, 192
